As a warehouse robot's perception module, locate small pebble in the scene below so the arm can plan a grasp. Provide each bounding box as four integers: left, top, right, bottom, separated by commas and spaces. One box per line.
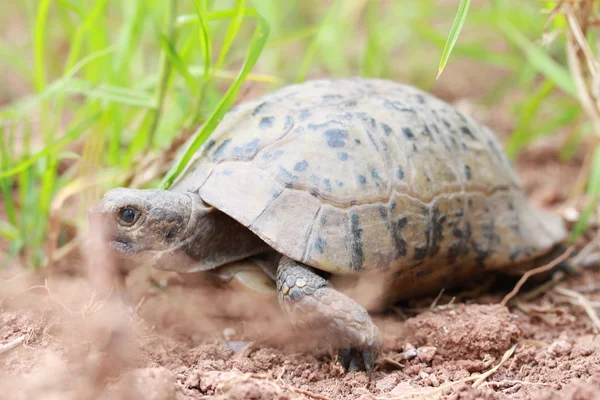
547, 339, 572, 356
402, 349, 418, 360
220, 341, 248, 353
223, 327, 236, 341
416, 346, 436, 364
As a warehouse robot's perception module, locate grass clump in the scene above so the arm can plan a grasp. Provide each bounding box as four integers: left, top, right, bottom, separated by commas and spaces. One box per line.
0, 0, 597, 269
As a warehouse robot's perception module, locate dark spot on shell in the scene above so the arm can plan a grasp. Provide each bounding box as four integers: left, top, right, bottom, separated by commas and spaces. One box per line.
320, 215, 327, 225
355, 112, 376, 129
412, 144, 419, 152
344, 100, 357, 107
271, 188, 282, 200
322, 94, 343, 102
222, 169, 232, 176
354, 139, 361, 145
259, 116, 274, 129
371, 170, 379, 179
472, 218, 500, 268
429, 206, 446, 257
413, 245, 428, 261
381, 123, 392, 136
396, 166, 405, 180
392, 217, 408, 258
284, 182, 293, 189
358, 175, 367, 184
315, 237, 327, 253
283, 115, 293, 131
431, 124, 440, 134
310, 189, 318, 197
390, 201, 397, 211
460, 126, 476, 140
324, 129, 348, 148
204, 139, 216, 152
299, 109, 311, 120
323, 178, 332, 192
402, 127, 415, 140
294, 160, 309, 172
338, 152, 349, 161
447, 220, 470, 265
377, 206, 389, 225
510, 247, 522, 262
308, 120, 337, 131
461, 142, 468, 151
384, 100, 416, 114
278, 166, 295, 182
442, 119, 451, 129
414, 94, 425, 104
465, 165, 472, 180
336, 112, 353, 121
456, 110, 468, 123
413, 207, 431, 262
350, 214, 364, 271
212, 138, 232, 160
422, 125, 433, 140
252, 102, 268, 116
233, 138, 260, 156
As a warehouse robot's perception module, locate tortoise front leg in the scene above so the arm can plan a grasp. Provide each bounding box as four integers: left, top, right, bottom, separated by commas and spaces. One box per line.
276, 256, 382, 372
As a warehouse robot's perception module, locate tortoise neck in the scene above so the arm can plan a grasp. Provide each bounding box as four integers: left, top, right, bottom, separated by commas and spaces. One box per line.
173, 194, 272, 272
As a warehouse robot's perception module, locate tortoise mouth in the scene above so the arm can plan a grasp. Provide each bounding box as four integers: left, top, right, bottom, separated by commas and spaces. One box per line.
110, 239, 139, 256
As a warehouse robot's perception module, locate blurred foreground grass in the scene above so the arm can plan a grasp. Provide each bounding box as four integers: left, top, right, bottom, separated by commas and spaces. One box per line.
0, 0, 596, 269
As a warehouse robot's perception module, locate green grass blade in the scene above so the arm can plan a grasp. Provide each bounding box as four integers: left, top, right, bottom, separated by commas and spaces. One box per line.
192, 0, 212, 77
0, 40, 34, 82
295, 0, 343, 82
33, 0, 52, 92
572, 145, 600, 239
159, 7, 270, 189
0, 112, 101, 179
437, 0, 471, 79
157, 32, 198, 96
505, 80, 555, 158
0, 125, 17, 225
216, 0, 245, 70
499, 21, 577, 98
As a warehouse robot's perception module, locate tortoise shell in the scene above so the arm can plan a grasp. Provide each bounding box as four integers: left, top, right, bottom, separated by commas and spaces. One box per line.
171, 78, 565, 297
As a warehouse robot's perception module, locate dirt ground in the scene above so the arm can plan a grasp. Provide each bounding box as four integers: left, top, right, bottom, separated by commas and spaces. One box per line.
2, 131, 600, 400
2, 61, 600, 398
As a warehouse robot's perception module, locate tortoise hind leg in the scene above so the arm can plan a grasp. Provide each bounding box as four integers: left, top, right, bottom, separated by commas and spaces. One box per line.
276, 256, 382, 372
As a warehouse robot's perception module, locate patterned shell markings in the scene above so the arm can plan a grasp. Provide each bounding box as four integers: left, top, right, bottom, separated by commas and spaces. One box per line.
171, 78, 566, 276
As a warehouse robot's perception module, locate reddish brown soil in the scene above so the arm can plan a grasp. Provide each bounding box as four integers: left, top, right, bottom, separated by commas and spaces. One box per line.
2, 71, 600, 400
3, 156, 600, 400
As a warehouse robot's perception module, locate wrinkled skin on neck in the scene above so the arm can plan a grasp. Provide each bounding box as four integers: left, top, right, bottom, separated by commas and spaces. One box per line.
89, 188, 271, 273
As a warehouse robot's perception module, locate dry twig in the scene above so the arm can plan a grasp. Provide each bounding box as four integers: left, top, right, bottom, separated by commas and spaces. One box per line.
501, 246, 574, 307
0, 335, 25, 355
553, 286, 600, 332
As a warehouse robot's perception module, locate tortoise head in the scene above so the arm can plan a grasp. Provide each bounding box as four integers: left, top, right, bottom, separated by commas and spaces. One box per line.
88, 188, 204, 267
89, 187, 272, 273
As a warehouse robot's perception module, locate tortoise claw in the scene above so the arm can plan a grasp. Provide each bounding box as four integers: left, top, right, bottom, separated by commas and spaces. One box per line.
339, 348, 352, 370
338, 347, 375, 372
363, 348, 375, 372
348, 351, 365, 372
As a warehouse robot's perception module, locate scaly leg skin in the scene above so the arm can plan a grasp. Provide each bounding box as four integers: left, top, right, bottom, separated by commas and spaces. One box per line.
276, 256, 382, 372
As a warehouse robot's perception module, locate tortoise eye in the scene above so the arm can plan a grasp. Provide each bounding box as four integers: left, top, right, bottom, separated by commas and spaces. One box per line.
118, 207, 139, 226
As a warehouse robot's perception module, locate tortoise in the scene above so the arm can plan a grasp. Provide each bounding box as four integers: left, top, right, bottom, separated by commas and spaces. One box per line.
90, 78, 567, 372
